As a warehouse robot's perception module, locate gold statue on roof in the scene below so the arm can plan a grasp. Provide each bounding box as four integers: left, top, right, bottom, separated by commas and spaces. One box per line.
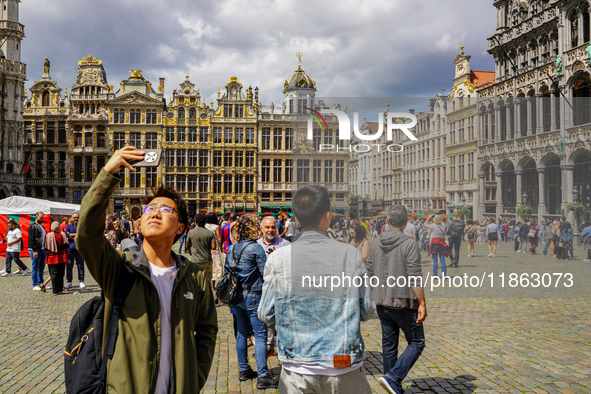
130, 70, 143, 79
296, 52, 303, 69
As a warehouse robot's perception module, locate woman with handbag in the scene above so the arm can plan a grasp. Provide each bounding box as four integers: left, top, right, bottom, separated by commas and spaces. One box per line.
44, 221, 69, 295
527, 221, 539, 255
424, 214, 451, 276
464, 219, 478, 257
224, 214, 278, 389
486, 218, 501, 257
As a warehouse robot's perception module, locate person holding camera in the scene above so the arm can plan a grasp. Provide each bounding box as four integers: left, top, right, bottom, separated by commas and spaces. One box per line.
76, 146, 217, 394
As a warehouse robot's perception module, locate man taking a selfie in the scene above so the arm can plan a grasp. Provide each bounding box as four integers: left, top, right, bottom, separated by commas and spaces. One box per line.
76, 146, 218, 393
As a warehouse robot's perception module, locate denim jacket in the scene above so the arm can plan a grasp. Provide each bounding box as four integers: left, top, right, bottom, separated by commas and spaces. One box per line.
225, 239, 267, 293
560, 228, 574, 241
258, 231, 375, 368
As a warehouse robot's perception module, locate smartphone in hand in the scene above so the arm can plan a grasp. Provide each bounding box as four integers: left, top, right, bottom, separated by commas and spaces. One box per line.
128, 149, 162, 167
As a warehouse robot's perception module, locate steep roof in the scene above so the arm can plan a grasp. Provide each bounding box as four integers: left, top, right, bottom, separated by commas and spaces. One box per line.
472, 70, 495, 89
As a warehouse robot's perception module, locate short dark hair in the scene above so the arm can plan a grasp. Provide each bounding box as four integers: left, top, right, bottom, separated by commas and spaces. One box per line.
388, 204, 407, 228
195, 213, 207, 227
206, 213, 218, 225
141, 185, 188, 243
292, 185, 330, 229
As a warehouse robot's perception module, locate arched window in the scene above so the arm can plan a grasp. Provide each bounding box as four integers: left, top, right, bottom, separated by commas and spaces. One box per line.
42, 90, 50, 107
130, 109, 141, 124
573, 75, 591, 126
571, 10, 580, 48
178, 108, 185, 120
189, 107, 196, 119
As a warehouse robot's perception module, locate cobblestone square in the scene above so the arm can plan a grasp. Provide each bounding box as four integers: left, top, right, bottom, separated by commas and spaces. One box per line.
1, 242, 590, 393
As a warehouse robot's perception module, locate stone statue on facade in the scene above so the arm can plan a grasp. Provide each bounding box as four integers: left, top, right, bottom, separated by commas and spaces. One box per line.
555, 55, 563, 76
98, 106, 107, 118
270, 102, 274, 113
558, 135, 564, 154
282, 102, 287, 114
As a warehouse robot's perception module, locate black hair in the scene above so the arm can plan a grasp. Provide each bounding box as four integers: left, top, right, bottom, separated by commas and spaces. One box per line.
142, 185, 188, 243
195, 213, 207, 228
292, 185, 330, 229
206, 212, 218, 225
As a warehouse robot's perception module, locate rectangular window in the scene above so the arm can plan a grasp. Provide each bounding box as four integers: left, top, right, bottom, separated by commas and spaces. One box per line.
235, 175, 243, 194
213, 127, 222, 143
273, 160, 282, 182
114, 109, 125, 124
46, 151, 54, 178
165, 150, 174, 167
96, 133, 106, 148
146, 167, 157, 188
146, 110, 157, 124
235, 104, 244, 118
298, 99, 307, 113
224, 104, 233, 118
199, 175, 208, 193
73, 156, 82, 182
199, 150, 209, 167
235, 151, 243, 167
188, 149, 198, 167
176, 175, 186, 192
46, 122, 55, 144
336, 160, 344, 183
129, 133, 141, 148
35, 122, 43, 143
166, 127, 175, 142
213, 150, 222, 167
262, 159, 270, 182
213, 174, 222, 193
324, 160, 332, 183
224, 151, 233, 167
177, 127, 186, 143
273, 128, 282, 150
188, 175, 197, 192
245, 151, 254, 167
97, 156, 105, 173
285, 159, 292, 183
313, 129, 321, 149
245, 128, 255, 144
24, 121, 32, 144
313, 160, 321, 182
297, 159, 310, 182
85, 156, 93, 182
85, 132, 93, 147
145, 133, 157, 149
285, 128, 293, 150
262, 127, 271, 150
245, 175, 254, 194
224, 175, 233, 193
224, 127, 233, 144
130, 109, 141, 124
58, 152, 67, 178
113, 133, 125, 150
176, 149, 186, 167
130, 170, 141, 188
324, 129, 332, 146
199, 127, 208, 142
235, 128, 243, 144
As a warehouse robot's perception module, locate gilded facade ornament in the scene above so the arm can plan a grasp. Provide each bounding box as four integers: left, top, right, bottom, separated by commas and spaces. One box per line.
120, 82, 125, 93
129, 70, 143, 79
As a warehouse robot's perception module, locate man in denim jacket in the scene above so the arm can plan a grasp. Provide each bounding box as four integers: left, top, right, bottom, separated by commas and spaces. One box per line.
258, 185, 375, 393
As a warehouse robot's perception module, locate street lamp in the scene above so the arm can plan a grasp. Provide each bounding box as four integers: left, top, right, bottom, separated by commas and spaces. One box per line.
572, 188, 581, 242
461, 195, 466, 207
572, 188, 580, 203
521, 192, 528, 205
447, 201, 454, 214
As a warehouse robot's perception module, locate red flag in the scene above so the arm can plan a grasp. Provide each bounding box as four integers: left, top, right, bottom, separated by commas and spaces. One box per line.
23, 152, 32, 174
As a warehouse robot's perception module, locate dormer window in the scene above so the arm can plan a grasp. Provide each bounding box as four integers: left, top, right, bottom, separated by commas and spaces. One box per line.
42, 90, 50, 107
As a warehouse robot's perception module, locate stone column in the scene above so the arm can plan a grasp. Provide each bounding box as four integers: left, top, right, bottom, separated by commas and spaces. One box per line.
479, 173, 486, 218
561, 164, 574, 214
487, 111, 493, 142
514, 98, 521, 138
495, 105, 502, 142
538, 168, 546, 223
496, 171, 503, 217
505, 102, 513, 140
526, 97, 533, 136
550, 93, 556, 132
536, 94, 544, 134
515, 170, 523, 208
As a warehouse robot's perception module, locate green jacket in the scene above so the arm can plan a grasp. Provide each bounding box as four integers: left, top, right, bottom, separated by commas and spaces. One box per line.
76, 169, 218, 393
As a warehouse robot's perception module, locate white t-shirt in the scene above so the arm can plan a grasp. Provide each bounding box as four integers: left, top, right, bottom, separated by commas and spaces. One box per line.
403, 222, 416, 238
285, 219, 296, 237
282, 361, 363, 376
148, 261, 178, 394
6, 228, 22, 253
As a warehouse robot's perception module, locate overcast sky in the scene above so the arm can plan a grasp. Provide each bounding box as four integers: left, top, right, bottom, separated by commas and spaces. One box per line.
21, 0, 497, 106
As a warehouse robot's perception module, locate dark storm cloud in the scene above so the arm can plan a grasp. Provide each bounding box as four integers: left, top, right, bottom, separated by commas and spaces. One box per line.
21, 0, 497, 104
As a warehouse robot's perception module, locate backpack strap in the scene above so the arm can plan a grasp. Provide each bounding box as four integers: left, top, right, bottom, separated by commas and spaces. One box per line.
99, 262, 136, 383
230, 240, 259, 292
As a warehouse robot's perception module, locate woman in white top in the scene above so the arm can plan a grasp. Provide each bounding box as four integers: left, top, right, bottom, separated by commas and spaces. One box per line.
424, 214, 450, 276
485, 218, 501, 257
348, 222, 370, 262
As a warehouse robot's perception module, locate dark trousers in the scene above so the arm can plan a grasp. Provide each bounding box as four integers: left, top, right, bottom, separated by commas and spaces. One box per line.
448, 237, 462, 266
377, 306, 425, 385
66, 250, 85, 283
514, 238, 520, 251
5, 252, 27, 273
587, 249, 591, 260
48, 263, 66, 294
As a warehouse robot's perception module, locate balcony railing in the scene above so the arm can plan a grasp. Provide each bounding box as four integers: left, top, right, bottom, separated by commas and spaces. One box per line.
69, 94, 110, 101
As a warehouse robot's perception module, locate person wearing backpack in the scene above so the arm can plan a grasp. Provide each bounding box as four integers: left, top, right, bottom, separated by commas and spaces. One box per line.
463, 219, 478, 257
446, 212, 465, 268
73, 146, 217, 394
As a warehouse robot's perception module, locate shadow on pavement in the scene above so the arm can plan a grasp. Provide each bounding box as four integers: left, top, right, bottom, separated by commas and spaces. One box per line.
407, 375, 477, 393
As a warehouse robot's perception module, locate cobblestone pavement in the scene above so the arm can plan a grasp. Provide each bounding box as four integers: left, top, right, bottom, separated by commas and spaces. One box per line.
0, 242, 590, 393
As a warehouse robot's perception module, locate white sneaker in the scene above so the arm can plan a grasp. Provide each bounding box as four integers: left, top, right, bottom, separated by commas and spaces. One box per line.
492, 255, 496, 258
487, 253, 493, 257
516, 250, 521, 253
0, 270, 4, 274
584, 259, 591, 262
21, 268, 29, 276
471, 254, 475, 257
79, 282, 86, 289
467, 254, 471, 258
1, 272, 10, 277
13, 269, 23, 275
64, 282, 72, 289
33, 285, 42, 291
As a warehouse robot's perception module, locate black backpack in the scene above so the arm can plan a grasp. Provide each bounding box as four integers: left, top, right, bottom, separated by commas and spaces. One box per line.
449, 219, 465, 238
64, 263, 136, 394
216, 241, 255, 306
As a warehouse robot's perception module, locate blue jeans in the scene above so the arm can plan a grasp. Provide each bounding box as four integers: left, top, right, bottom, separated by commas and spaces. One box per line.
5, 252, 27, 273
542, 237, 552, 255
377, 306, 425, 385
28, 249, 46, 286
432, 253, 446, 276
234, 292, 268, 377
178, 233, 187, 253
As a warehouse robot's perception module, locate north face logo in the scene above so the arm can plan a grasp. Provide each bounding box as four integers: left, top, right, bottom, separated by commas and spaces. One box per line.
184, 292, 193, 300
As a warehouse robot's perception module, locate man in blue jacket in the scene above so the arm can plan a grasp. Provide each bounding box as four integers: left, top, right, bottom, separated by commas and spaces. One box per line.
258, 185, 375, 393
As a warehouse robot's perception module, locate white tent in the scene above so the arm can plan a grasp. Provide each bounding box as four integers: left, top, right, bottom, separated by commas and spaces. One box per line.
0, 196, 81, 216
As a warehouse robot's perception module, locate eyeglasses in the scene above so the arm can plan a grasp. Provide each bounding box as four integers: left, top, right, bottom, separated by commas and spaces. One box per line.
142, 204, 178, 217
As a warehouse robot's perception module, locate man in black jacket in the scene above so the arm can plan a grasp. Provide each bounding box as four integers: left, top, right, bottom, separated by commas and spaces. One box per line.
27, 212, 47, 291
446, 212, 465, 268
